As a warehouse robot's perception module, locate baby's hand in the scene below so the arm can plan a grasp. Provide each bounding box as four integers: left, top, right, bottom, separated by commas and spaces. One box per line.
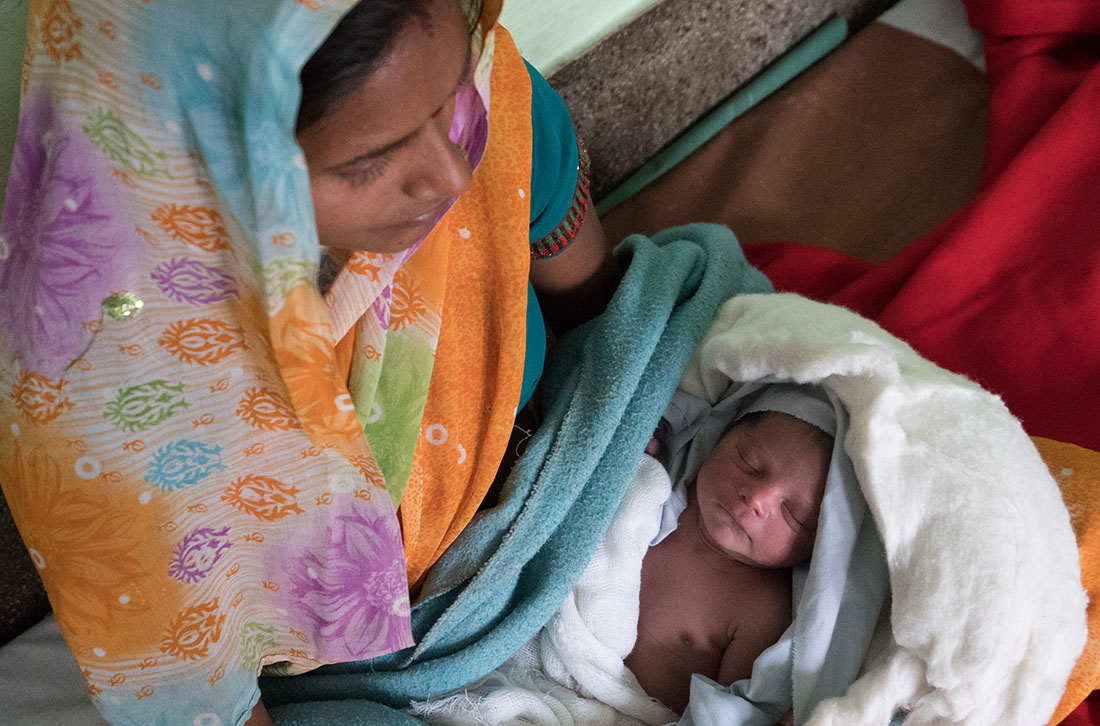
645, 419, 672, 461
644, 435, 662, 457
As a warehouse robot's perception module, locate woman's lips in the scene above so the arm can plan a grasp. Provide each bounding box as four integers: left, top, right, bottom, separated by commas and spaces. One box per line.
398, 200, 453, 229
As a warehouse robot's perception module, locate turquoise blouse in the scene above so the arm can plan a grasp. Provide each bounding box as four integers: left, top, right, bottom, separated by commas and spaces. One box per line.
519, 61, 583, 408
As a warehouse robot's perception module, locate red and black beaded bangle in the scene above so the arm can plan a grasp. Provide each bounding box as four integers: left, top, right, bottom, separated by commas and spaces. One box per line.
530, 140, 592, 261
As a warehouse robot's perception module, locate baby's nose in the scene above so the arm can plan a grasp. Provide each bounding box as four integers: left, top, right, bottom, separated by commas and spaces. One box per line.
741, 482, 781, 517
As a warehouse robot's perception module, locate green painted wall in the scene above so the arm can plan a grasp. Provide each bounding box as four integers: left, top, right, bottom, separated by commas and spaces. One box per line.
499, 0, 662, 75
0, 0, 29, 203
0, 0, 660, 199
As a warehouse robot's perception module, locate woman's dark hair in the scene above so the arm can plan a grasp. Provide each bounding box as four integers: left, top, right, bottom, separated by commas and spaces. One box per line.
296, 0, 482, 132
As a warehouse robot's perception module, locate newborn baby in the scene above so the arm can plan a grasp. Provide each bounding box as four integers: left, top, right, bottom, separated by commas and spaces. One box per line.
626, 386, 835, 714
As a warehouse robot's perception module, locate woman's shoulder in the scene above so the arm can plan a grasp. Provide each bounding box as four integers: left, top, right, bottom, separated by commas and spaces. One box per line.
525, 59, 584, 245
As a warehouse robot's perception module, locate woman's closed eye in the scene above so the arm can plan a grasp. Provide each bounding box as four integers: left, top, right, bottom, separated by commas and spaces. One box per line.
339, 156, 391, 187
335, 88, 458, 189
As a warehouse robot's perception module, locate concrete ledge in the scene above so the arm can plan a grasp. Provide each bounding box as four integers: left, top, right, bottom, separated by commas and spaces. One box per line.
548, 0, 894, 198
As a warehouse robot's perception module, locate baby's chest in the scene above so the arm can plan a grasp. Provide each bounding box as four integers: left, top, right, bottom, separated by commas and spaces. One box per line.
627, 555, 752, 711
634, 551, 745, 660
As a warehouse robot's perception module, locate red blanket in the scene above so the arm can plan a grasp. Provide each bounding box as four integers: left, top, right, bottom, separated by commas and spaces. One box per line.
744, 5, 1100, 720
1064, 694, 1100, 726
744, 0, 1100, 453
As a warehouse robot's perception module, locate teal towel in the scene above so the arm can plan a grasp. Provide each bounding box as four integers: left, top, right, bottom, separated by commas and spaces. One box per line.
262, 223, 772, 724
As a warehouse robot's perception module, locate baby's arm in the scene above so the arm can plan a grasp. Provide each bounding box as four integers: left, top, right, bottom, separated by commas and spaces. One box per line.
716, 582, 792, 686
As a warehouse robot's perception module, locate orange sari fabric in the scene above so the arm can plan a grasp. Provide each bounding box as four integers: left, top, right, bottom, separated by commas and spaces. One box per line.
1038, 438, 1100, 724
0, 0, 531, 721
396, 29, 532, 587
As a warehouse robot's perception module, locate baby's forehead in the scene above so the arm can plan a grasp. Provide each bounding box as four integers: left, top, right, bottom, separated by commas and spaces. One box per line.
733, 383, 838, 439
731, 410, 828, 440
724, 412, 834, 468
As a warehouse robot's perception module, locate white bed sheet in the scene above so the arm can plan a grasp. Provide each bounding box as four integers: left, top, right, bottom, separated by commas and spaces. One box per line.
0, 615, 107, 725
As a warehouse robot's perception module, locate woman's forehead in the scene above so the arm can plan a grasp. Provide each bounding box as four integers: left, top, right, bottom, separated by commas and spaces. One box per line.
298, 0, 472, 158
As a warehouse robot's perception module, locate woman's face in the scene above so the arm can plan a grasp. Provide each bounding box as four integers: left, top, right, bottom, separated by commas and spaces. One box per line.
297, 0, 474, 253
693, 412, 832, 568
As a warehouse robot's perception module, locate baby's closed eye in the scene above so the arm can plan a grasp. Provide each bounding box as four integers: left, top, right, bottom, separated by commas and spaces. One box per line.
781, 502, 809, 531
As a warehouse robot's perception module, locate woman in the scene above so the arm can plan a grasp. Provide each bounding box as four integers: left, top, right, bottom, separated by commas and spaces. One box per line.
0, 0, 615, 724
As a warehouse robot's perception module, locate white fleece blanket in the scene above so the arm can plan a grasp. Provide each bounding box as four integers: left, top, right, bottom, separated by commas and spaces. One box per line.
413, 293, 1087, 726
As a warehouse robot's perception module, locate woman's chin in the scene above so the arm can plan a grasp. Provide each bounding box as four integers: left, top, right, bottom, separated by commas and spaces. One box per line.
321, 227, 428, 254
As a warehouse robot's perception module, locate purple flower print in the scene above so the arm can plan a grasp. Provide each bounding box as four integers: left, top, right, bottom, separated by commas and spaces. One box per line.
151, 257, 239, 305
450, 76, 488, 172
372, 285, 392, 330
283, 497, 412, 661
0, 94, 141, 378
168, 526, 233, 584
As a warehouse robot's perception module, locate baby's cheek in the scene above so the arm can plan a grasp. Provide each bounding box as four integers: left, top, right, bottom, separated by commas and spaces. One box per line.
790, 533, 815, 565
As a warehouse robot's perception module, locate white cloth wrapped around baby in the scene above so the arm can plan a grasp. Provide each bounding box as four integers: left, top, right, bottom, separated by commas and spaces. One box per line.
410, 293, 1087, 726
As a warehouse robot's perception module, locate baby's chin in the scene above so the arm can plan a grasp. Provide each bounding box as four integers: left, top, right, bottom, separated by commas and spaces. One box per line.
717, 530, 801, 568
756, 548, 812, 569
720, 522, 811, 568
699, 519, 757, 565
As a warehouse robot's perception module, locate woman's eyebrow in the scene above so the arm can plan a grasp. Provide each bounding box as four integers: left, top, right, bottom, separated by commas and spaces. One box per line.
327, 38, 475, 174
328, 130, 418, 173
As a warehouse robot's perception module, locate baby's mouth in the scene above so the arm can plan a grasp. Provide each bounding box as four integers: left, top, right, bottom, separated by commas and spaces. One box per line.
722, 498, 750, 529
711, 499, 751, 544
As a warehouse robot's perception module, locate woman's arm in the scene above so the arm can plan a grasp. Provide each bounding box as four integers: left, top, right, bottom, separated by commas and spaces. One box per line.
523, 56, 622, 334
529, 197, 620, 333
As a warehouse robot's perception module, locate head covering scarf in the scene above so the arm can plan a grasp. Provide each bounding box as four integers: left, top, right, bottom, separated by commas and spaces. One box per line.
0, 0, 532, 723
734, 383, 837, 437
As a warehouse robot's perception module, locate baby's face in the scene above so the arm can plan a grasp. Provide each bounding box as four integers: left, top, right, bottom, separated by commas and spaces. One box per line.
693, 411, 832, 568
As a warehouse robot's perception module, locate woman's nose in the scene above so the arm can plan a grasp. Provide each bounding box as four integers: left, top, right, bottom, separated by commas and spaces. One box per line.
403, 117, 472, 202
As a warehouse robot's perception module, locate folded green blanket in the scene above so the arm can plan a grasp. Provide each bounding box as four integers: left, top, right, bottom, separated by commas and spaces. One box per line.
261, 223, 772, 725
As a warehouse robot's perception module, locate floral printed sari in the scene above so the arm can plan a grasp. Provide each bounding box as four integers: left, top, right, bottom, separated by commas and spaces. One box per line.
0, 0, 532, 724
